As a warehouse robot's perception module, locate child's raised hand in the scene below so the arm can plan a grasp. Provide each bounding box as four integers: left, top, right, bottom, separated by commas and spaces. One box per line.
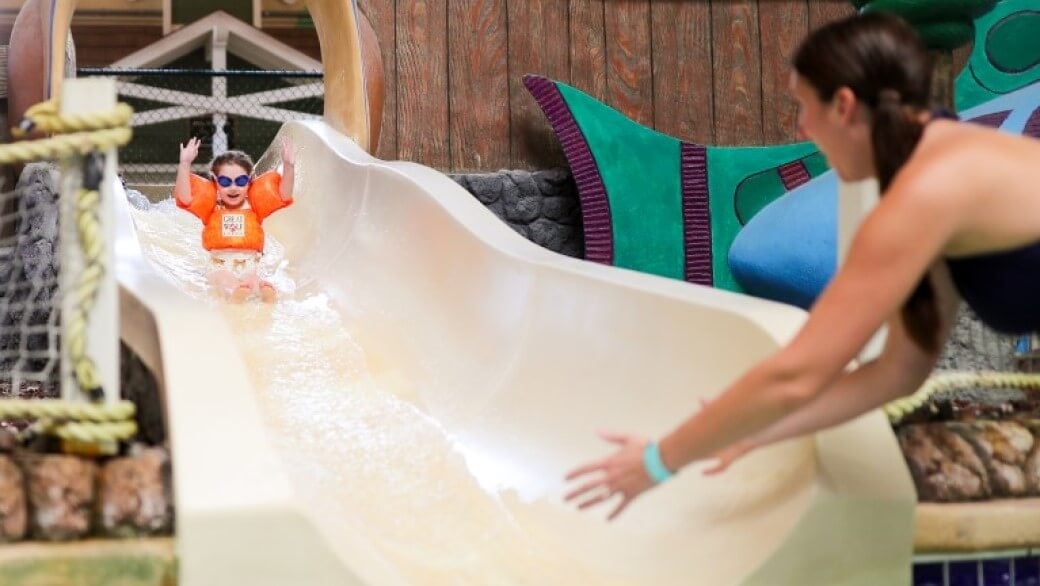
280, 139, 295, 167
179, 137, 201, 165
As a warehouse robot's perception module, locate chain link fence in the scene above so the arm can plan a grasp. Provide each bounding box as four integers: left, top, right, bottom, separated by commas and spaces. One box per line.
0, 163, 62, 400
77, 68, 323, 186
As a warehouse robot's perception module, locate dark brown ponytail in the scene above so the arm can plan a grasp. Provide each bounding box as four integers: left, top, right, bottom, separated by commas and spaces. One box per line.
871, 91, 940, 353
794, 12, 941, 353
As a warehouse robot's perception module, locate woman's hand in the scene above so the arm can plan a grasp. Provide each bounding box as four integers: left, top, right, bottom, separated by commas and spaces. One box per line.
281, 138, 295, 167
179, 137, 200, 165
564, 431, 655, 521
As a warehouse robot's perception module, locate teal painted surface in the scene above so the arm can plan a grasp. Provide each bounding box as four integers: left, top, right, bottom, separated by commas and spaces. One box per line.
734, 170, 788, 226
558, 84, 685, 280
985, 12, 1040, 72
956, 0, 1040, 109
706, 142, 821, 291
734, 151, 833, 227
859, 0, 998, 50
803, 152, 830, 177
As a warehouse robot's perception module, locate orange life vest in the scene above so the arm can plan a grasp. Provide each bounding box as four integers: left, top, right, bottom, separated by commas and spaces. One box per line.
178, 172, 291, 252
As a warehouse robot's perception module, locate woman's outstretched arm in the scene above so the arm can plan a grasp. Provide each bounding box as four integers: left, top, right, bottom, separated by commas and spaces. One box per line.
704, 276, 959, 474
661, 183, 953, 463
565, 170, 961, 519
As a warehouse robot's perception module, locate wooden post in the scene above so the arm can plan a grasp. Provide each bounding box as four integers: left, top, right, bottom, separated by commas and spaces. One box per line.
59, 78, 120, 407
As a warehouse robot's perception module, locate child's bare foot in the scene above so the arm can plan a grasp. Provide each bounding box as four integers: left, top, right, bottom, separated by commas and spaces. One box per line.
260, 283, 277, 303
230, 285, 252, 303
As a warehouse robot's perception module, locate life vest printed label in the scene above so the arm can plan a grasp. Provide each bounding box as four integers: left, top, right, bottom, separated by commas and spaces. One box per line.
222, 213, 246, 238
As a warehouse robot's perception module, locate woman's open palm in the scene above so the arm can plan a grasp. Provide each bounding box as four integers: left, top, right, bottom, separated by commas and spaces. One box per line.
564, 431, 654, 521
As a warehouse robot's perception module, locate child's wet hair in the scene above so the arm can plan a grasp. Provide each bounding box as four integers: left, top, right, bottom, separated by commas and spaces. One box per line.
210, 150, 255, 177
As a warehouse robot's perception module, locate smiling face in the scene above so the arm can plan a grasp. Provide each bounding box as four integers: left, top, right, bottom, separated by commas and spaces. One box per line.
213, 162, 251, 209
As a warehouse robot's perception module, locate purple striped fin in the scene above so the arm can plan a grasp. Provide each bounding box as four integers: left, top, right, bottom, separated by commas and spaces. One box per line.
1025, 107, 1040, 139
966, 110, 1012, 128
680, 143, 712, 286
778, 161, 811, 191
522, 75, 614, 264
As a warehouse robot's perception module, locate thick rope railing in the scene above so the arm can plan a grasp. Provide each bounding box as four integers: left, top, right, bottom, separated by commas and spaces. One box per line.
0, 99, 136, 444
2, 101, 132, 163
884, 371, 1040, 424
66, 151, 108, 402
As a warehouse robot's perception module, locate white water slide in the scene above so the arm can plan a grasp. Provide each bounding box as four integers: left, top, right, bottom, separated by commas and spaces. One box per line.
117, 119, 916, 585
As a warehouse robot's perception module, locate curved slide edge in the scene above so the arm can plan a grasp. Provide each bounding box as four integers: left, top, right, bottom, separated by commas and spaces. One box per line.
116, 119, 915, 584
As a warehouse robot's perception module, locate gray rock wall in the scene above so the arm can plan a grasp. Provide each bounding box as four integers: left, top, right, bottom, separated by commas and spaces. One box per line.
1, 164, 61, 394
451, 168, 584, 258
121, 343, 164, 446
937, 306, 1019, 373
899, 420, 1040, 502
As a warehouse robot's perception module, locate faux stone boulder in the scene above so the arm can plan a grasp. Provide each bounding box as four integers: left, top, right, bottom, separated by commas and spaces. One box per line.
898, 423, 990, 501
951, 421, 1034, 497
899, 420, 1040, 502
935, 306, 1019, 375
0, 426, 19, 452
1, 163, 62, 392
1028, 423, 1040, 493
0, 455, 26, 541
97, 446, 172, 537
23, 455, 97, 541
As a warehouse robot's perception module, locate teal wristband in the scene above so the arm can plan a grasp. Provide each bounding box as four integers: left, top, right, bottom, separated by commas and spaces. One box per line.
643, 442, 674, 484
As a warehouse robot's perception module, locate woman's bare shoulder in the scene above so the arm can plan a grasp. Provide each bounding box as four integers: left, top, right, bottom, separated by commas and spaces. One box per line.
896, 122, 1006, 199
899, 121, 1040, 253
920, 119, 1040, 166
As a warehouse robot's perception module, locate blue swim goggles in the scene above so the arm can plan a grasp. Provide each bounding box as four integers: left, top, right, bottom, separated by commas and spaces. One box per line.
216, 174, 250, 188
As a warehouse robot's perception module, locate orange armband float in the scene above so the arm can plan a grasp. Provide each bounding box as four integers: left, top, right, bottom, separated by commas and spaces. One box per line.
247, 171, 291, 220
178, 172, 291, 253
177, 174, 218, 222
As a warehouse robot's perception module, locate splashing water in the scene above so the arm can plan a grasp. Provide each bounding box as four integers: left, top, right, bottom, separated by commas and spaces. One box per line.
127, 199, 661, 585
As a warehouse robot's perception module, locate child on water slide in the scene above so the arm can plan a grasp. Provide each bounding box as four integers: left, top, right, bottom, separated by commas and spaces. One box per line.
173, 137, 295, 303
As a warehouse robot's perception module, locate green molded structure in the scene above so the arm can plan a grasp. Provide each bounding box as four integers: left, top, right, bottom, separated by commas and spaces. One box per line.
708, 146, 824, 290
854, 0, 998, 50
955, 0, 1040, 109
554, 84, 684, 280
544, 82, 826, 289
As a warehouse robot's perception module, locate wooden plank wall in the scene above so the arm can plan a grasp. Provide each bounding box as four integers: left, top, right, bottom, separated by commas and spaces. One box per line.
63, 1, 977, 172
360, 0, 857, 171
69, 26, 164, 67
